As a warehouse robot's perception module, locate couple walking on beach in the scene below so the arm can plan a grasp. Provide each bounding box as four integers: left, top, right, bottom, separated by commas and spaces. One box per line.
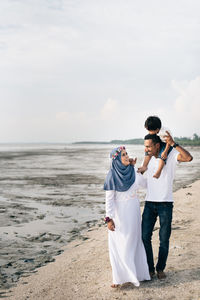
104, 116, 193, 287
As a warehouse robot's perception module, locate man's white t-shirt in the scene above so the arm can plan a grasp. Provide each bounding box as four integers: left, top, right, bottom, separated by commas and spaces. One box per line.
145, 149, 179, 202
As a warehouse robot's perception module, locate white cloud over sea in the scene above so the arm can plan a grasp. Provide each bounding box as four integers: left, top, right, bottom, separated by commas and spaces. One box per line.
0, 0, 200, 142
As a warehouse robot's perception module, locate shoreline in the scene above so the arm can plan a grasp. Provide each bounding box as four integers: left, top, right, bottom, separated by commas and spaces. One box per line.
2, 180, 200, 300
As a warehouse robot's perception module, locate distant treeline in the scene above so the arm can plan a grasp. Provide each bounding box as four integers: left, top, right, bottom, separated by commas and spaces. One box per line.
74, 133, 200, 146
73, 139, 144, 145
174, 134, 200, 146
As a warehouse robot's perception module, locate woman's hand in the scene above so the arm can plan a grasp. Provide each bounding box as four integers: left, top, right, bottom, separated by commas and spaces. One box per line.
107, 219, 115, 231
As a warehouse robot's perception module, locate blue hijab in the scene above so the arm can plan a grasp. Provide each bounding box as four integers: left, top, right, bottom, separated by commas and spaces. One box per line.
104, 146, 135, 192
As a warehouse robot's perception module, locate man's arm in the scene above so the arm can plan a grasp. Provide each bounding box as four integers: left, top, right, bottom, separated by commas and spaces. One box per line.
165, 131, 193, 162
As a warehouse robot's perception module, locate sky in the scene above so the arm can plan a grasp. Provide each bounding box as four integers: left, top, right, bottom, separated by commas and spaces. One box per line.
0, 0, 200, 143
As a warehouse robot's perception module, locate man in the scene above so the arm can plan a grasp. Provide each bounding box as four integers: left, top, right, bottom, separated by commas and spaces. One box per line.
141, 132, 193, 280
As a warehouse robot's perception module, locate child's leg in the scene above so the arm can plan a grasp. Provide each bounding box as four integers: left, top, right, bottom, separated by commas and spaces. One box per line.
161, 143, 171, 160
138, 154, 151, 174
153, 158, 165, 179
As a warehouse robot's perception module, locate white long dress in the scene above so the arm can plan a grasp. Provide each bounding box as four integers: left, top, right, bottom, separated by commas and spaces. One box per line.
106, 173, 150, 286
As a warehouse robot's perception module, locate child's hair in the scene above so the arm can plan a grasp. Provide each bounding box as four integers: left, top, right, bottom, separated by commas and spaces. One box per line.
144, 116, 162, 131
144, 134, 162, 145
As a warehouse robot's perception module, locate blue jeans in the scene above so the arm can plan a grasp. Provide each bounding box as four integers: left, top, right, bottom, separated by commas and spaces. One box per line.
142, 201, 173, 272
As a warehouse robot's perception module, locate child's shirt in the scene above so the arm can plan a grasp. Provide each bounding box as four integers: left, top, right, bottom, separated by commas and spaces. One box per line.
157, 127, 173, 143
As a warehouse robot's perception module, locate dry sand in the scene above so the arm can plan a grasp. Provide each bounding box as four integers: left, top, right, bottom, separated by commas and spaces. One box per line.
2, 180, 200, 300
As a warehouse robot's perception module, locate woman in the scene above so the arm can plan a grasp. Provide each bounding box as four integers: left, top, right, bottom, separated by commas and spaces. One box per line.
104, 146, 150, 287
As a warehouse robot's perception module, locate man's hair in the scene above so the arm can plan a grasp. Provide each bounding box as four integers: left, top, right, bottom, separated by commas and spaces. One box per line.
144, 134, 162, 145
144, 116, 162, 130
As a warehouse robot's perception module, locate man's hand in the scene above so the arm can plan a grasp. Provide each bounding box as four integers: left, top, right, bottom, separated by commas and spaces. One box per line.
107, 219, 115, 231
164, 131, 175, 146
165, 131, 193, 162
129, 157, 137, 165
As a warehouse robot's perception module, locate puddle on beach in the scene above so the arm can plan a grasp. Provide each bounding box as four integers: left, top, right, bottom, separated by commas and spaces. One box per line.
0, 144, 199, 289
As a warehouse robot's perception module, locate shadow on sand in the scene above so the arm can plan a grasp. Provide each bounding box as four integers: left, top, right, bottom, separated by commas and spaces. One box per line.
117, 267, 200, 291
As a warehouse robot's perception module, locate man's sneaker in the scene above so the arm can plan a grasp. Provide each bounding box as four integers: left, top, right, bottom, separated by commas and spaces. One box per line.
157, 271, 166, 280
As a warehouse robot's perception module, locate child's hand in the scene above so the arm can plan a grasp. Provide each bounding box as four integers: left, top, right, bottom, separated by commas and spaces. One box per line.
137, 166, 147, 174
129, 157, 137, 165
165, 131, 175, 146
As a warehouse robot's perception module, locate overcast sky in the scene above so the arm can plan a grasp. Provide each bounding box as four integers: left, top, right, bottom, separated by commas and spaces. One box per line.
0, 0, 200, 143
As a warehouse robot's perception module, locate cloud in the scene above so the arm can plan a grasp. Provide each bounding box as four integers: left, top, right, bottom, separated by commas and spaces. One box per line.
139, 77, 200, 137
167, 76, 200, 136
55, 111, 87, 122
100, 98, 120, 121
0, 1, 200, 142
173, 77, 200, 117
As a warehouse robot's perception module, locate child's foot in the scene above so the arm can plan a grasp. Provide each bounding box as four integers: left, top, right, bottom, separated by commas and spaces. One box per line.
153, 170, 161, 178
137, 166, 147, 174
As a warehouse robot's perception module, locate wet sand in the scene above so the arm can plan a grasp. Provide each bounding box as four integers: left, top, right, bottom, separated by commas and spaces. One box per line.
2, 180, 200, 300
0, 145, 106, 289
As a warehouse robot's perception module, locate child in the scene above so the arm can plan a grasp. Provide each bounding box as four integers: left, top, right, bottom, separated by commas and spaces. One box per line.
138, 116, 172, 179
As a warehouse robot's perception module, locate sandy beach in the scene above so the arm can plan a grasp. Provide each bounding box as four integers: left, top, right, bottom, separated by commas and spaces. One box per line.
2, 179, 200, 300
1, 144, 199, 290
